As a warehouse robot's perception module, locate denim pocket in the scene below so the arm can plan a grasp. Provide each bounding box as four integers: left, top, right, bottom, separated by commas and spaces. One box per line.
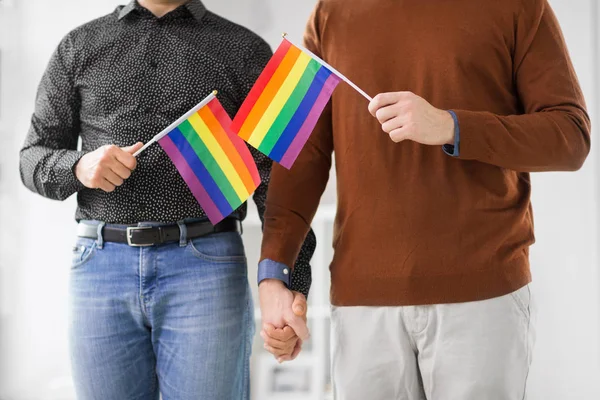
71, 238, 98, 268
188, 232, 247, 263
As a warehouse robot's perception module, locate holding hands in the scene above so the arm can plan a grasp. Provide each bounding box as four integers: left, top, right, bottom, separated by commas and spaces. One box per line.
259, 279, 309, 363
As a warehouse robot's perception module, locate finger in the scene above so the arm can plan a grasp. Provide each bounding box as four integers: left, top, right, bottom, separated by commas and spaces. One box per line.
264, 344, 295, 358
110, 160, 132, 180
368, 93, 397, 116
261, 330, 297, 350
98, 179, 116, 193
290, 339, 303, 360
278, 339, 303, 363
285, 313, 310, 341
260, 330, 297, 350
261, 323, 284, 335
264, 324, 297, 342
368, 92, 413, 116
122, 142, 144, 154
115, 144, 141, 170
381, 116, 407, 134
103, 168, 124, 187
291, 292, 307, 319
375, 105, 399, 124
389, 126, 412, 143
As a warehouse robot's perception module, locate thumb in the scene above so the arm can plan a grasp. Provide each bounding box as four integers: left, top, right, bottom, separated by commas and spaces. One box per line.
292, 291, 307, 318
122, 142, 144, 154
286, 314, 310, 341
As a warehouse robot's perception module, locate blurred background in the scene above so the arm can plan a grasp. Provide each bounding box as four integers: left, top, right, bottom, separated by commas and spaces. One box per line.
0, 0, 599, 399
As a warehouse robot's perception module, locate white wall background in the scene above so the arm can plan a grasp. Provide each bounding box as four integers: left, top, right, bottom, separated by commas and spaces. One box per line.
0, 1, 598, 399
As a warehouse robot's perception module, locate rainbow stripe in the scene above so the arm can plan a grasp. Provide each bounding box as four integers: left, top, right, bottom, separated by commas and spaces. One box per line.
158, 96, 260, 224
232, 39, 341, 169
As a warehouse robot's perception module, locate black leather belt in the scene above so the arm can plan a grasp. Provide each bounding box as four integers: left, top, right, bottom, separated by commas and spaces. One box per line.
78, 218, 242, 247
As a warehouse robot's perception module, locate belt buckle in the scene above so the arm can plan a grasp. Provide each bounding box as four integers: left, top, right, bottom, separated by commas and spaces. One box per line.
126, 226, 155, 247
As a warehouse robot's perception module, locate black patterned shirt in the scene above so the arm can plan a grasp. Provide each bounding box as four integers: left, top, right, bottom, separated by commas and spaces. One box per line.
19, 0, 314, 296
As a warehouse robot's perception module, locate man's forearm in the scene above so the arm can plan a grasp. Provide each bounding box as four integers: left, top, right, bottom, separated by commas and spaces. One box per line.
452, 108, 590, 172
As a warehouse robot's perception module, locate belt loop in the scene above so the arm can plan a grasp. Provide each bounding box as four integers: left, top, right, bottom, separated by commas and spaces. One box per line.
96, 222, 106, 249
177, 220, 188, 247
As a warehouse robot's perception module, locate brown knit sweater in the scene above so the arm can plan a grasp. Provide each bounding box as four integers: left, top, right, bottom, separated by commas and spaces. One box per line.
260, 0, 591, 306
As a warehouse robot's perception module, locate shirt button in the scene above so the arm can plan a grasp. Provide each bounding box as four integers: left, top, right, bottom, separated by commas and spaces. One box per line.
283, 268, 289, 275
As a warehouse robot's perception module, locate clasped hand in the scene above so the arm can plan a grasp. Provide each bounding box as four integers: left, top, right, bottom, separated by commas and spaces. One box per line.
258, 279, 309, 363
259, 92, 455, 363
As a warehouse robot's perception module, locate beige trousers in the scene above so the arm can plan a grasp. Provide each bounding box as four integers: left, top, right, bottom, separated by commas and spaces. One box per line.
331, 285, 535, 400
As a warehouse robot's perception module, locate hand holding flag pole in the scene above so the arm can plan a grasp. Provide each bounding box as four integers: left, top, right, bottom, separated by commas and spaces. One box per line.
131, 90, 261, 225
133, 91, 219, 157
281, 33, 373, 102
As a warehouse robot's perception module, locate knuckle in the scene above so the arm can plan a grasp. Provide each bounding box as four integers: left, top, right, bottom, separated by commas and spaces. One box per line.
128, 158, 137, 170
374, 95, 387, 108
90, 171, 102, 182
100, 151, 112, 162
102, 144, 117, 155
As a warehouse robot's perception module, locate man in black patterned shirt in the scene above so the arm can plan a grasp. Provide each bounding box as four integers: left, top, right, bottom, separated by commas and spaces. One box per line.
19, 1, 314, 399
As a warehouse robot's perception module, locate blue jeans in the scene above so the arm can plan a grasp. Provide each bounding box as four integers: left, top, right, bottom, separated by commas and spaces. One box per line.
69, 221, 254, 400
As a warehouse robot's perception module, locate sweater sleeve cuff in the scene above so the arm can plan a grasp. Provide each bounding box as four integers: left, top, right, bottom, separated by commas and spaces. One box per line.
258, 259, 292, 287
442, 110, 460, 157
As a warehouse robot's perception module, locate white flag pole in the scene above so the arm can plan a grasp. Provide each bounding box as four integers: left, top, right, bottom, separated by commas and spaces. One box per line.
282, 34, 373, 102
134, 90, 219, 157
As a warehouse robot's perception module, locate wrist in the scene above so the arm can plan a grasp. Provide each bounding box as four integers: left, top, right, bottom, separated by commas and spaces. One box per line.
442, 110, 455, 145
74, 158, 86, 184
259, 278, 286, 290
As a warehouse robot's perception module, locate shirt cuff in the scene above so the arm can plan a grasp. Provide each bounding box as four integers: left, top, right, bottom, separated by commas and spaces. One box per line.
442, 110, 460, 157
57, 150, 87, 197
258, 259, 291, 287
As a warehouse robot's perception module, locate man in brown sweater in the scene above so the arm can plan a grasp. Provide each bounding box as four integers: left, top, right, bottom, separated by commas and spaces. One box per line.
257, 0, 591, 398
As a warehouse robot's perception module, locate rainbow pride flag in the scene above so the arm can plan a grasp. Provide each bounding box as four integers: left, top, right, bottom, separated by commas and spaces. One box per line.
231, 38, 342, 169
137, 92, 261, 225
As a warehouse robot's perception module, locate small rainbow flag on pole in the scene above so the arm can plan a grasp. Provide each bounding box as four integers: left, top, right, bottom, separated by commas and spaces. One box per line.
231, 35, 371, 169
135, 91, 261, 225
